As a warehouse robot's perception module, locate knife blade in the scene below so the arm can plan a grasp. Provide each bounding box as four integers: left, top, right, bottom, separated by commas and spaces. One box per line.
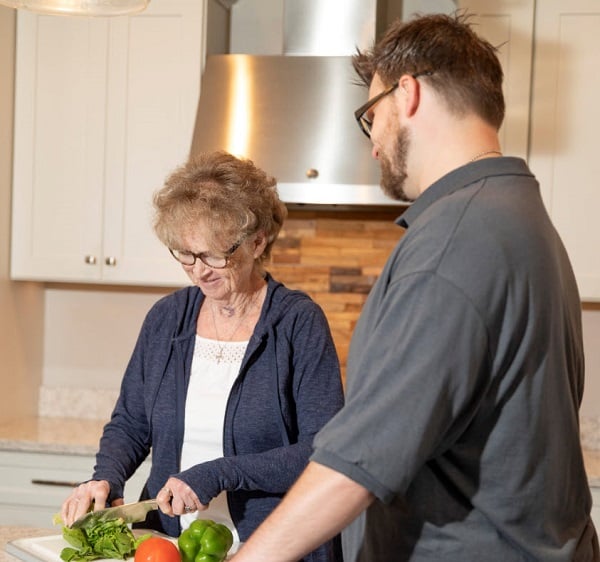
70, 499, 159, 529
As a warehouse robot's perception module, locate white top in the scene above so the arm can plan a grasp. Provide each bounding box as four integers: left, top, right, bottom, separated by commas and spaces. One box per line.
179, 335, 247, 542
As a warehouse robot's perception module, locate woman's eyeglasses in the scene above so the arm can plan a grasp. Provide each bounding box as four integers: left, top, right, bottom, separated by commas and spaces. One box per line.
169, 236, 245, 269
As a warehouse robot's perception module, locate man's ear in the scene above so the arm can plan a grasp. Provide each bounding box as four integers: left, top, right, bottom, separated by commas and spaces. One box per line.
398, 74, 420, 117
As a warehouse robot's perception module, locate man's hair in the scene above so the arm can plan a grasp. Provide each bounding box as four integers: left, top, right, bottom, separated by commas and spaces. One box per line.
353, 12, 505, 130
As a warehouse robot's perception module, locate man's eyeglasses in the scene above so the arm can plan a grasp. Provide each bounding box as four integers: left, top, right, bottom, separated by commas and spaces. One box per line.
354, 72, 433, 139
169, 236, 245, 269
354, 84, 398, 139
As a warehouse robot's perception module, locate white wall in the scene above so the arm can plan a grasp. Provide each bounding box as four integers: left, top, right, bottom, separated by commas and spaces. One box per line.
37, 285, 171, 419
39, 286, 600, 423
0, 6, 45, 421
41, 286, 169, 391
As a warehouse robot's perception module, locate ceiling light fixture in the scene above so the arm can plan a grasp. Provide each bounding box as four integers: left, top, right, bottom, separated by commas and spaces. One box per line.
0, 0, 149, 16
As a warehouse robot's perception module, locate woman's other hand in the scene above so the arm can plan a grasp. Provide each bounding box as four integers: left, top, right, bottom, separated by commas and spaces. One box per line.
60, 479, 116, 527
157, 477, 206, 517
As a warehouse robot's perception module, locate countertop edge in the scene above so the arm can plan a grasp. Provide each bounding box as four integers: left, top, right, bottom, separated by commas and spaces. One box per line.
0, 416, 599, 486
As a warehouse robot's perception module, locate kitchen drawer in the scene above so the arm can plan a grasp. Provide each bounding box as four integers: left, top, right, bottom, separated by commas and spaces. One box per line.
0, 450, 150, 527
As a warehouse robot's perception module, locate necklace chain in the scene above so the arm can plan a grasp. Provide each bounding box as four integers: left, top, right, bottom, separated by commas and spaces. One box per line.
210, 290, 260, 363
469, 149, 502, 163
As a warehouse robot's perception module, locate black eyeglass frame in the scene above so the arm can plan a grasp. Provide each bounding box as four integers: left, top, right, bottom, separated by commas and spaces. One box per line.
354, 71, 434, 139
169, 236, 245, 269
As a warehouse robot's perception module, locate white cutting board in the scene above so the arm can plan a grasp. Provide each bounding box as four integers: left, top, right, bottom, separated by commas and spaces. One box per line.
5, 530, 162, 562
5, 530, 240, 562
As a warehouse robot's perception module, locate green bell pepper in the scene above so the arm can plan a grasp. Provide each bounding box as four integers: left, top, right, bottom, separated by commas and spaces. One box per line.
178, 519, 234, 562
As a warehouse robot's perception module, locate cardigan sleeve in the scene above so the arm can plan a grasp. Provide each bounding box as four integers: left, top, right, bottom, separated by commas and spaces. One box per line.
92, 297, 173, 502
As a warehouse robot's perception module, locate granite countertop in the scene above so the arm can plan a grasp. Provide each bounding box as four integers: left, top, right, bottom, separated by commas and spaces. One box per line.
0, 527, 54, 562
584, 449, 600, 487
1, 415, 599, 484
0, 417, 106, 455
0, 418, 105, 561
0, 418, 599, 561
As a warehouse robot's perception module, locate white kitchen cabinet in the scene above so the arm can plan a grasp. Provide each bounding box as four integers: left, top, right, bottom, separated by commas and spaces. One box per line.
403, 1, 534, 159
0, 450, 150, 528
528, 1, 600, 302
457, 1, 534, 160
10, 0, 202, 286
408, 0, 599, 301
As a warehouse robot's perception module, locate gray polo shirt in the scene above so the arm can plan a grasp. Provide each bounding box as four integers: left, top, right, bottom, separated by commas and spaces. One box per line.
312, 157, 596, 561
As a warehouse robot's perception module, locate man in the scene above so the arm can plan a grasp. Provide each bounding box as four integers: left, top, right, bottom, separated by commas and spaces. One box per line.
230, 13, 599, 562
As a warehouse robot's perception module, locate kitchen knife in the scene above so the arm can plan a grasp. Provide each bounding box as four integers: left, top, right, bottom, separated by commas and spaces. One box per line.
70, 499, 159, 529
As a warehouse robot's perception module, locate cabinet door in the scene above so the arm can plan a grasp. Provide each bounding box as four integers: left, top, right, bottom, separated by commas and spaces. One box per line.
403, 0, 535, 159
457, 0, 534, 159
11, 0, 202, 287
101, 0, 204, 286
528, 0, 600, 301
11, 13, 108, 282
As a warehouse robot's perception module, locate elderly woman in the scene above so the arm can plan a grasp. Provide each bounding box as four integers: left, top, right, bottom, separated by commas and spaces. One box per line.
61, 151, 344, 561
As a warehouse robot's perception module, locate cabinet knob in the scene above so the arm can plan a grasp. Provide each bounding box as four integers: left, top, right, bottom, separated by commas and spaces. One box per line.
105, 256, 117, 266
84, 255, 97, 265
306, 168, 319, 179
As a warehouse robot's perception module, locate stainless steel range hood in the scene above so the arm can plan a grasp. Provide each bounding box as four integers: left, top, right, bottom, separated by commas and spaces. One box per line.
189, 0, 407, 208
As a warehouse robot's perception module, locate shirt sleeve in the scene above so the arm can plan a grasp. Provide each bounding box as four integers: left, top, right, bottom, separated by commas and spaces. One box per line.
311, 271, 489, 503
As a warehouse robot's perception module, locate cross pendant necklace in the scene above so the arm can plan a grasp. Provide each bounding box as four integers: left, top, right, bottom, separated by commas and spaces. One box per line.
210, 296, 256, 364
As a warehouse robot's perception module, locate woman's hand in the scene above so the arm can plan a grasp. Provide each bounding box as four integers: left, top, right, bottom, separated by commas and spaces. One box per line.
60, 480, 119, 527
157, 477, 207, 517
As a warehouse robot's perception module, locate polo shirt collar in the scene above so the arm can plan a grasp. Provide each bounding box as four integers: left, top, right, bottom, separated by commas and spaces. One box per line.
396, 156, 532, 228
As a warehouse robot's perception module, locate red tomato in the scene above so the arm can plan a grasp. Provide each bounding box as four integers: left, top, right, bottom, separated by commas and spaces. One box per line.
134, 537, 181, 562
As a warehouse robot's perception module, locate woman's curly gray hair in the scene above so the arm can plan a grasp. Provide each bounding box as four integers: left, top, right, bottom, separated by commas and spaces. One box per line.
153, 150, 287, 265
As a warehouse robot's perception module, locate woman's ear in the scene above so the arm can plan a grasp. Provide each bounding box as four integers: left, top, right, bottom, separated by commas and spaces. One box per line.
253, 231, 268, 258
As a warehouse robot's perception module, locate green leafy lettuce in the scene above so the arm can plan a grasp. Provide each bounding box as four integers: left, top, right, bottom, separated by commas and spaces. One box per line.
59, 518, 151, 561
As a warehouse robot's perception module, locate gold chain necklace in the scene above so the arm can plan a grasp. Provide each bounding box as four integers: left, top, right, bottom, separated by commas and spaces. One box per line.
210, 291, 259, 363
469, 149, 502, 163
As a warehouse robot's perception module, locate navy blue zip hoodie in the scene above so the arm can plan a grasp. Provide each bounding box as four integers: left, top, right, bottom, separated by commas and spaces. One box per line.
92, 274, 344, 560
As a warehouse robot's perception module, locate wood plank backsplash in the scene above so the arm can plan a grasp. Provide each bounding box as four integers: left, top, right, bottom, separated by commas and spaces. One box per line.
269, 209, 406, 380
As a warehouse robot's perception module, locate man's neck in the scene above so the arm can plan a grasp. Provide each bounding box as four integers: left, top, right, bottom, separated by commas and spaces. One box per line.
410, 116, 501, 197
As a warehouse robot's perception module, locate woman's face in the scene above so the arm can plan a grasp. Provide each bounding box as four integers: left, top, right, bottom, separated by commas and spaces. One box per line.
177, 223, 265, 301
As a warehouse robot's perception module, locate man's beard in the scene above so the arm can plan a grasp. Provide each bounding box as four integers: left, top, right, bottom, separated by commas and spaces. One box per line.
379, 125, 414, 202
